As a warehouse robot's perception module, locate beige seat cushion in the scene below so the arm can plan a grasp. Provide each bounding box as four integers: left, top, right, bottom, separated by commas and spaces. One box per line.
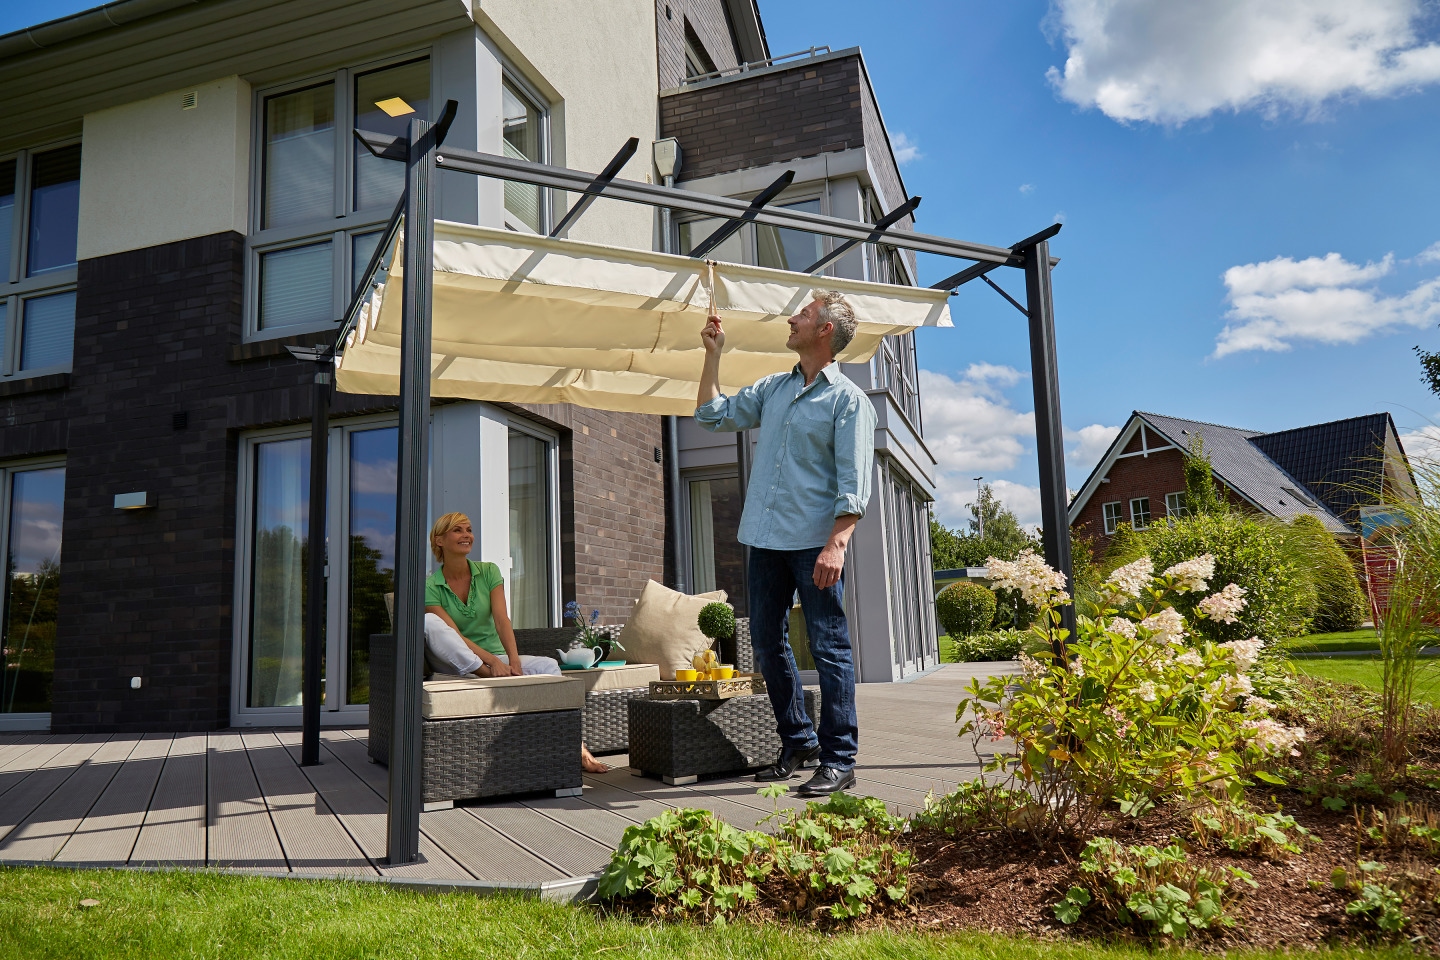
565, 662, 660, 692
421, 674, 583, 720
616, 581, 728, 681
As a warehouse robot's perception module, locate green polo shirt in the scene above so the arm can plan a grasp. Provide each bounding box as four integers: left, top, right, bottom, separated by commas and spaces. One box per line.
424, 561, 506, 657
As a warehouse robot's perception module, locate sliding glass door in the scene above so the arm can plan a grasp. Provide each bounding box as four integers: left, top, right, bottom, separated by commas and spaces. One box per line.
1, 462, 65, 721
685, 472, 747, 617
508, 427, 555, 629
345, 425, 398, 705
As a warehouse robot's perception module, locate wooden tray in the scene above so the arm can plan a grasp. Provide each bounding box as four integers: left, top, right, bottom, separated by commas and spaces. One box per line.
648, 673, 767, 701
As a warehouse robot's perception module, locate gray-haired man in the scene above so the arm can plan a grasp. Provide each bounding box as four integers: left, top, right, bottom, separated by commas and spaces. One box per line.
694, 291, 876, 796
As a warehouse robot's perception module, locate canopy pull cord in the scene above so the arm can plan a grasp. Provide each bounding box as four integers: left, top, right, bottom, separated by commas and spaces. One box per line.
706, 260, 716, 317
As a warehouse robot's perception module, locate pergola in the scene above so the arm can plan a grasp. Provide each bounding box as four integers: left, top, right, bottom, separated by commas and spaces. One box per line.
291, 100, 1074, 864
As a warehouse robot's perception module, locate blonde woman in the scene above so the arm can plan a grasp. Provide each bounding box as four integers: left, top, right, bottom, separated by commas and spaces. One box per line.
423, 511, 609, 774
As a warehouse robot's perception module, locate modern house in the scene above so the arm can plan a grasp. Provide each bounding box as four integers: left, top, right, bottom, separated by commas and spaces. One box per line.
1069, 410, 1417, 552
0, 0, 939, 734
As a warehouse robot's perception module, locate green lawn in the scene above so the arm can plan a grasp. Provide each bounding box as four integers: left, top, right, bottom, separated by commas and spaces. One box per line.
939, 634, 958, 663
0, 866, 1412, 960
1291, 655, 1440, 706
1280, 629, 1382, 653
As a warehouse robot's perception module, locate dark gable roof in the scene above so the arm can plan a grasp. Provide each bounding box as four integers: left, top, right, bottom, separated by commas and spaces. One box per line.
1248, 413, 1395, 527
1135, 412, 1351, 534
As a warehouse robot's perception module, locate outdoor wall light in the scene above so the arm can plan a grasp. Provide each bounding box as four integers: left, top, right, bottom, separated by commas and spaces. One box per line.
375, 97, 415, 118
653, 137, 682, 179
114, 491, 154, 510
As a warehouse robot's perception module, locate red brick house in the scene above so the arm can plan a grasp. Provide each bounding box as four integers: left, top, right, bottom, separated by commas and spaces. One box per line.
1069, 411, 1416, 553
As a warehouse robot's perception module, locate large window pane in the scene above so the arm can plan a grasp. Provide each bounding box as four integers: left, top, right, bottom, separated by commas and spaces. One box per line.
20, 291, 75, 371
502, 80, 544, 232
678, 216, 743, 265
346, 426, 397, 705
248, 438, 311, 708
351, 231, 382, 293
259, 241, 332, 330
508, 430, 551, 628
687, 476, 747, 617
353, 60, 430, 212
0, 159, 15, 279
26, 146, 80, 277
2, 466, 65, 714
263, 84, 334, 229
756, 199, 823, 271
0, 302, 7, 370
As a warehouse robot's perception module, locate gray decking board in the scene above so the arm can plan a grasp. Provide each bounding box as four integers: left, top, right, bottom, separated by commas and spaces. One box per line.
53, 735, 174, 865
463, 802, 616, 877
419, 806, 565, 884
130, 734, 207, 866
0, 735, 111, 848
0, 736, 140, 862
519, 793, 641, 849
575, 776, 673, 824
207, 731, 287, 871
239, 731, 375, 876
0, 733, 53, 768
0, 736, 84, 805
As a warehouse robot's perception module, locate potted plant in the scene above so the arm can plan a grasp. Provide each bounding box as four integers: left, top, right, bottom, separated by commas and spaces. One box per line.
564, 600, 621, 664
696, 601, 736, 674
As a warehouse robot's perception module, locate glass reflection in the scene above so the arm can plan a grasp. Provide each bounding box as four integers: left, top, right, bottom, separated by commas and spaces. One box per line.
248, 438, 311, 707
687, 476, 747, 617
502, 80, 543, 232
2, 467, 65, 714
353, 60, 430, 212
755, 199, 823, 271
27, 146, 81, 277
346, 426, 397, 705
263, 84, 334, 229
508, 431, 551, 628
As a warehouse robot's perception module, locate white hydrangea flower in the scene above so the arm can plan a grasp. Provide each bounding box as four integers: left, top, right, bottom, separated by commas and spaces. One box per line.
1217, 636, 1265, 673
1136, 680, 1158, 702
1163, 554, 1216, 592
1198, 583, 1247, 624
1243, 695, 1276, 715
984, 549, 1069, 605
1017, 652, 1046, 680
1243, 717, 1307, 757
1108, 616, 1138, 640
1175, 649, 1204, 669
1208, 673, 1254, 702
1139, 607, 1187, 645
1106, 557, 1154, 599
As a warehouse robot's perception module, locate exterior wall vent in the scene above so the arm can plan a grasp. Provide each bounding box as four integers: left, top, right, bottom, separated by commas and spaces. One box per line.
181, 91, 198, 110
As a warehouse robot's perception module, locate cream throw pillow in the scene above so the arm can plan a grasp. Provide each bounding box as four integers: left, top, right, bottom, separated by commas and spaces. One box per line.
617, 580, 728, 680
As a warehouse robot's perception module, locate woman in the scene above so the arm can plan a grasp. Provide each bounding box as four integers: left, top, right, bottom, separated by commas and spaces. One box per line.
423, 511, 609, 774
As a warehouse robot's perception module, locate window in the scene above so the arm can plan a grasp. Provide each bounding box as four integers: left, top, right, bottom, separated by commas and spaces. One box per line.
686, 473, 747, 617
250, 57, 430, 337
1, 145, 80, 379
501, 78, 548, 233
1130, 497, 1151, 530
684, 22, 717, 79
1165, 492, 1187, 517
508, 427, 556, 628
678, 196, 825, 269
0, 460, 66, 723
1102, 501, 1123, 535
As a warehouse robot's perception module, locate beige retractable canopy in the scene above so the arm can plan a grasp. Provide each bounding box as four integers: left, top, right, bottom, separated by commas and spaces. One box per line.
334, 219, 952, 416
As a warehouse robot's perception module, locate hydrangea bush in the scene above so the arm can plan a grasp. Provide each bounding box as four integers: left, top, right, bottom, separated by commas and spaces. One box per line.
958, 549, 1306, 836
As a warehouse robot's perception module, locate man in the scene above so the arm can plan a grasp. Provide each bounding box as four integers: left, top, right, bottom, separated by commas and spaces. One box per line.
694, 290, 876, 796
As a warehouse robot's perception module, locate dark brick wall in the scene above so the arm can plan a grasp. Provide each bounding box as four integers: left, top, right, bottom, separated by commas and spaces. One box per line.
660, 54, 866, 182
656, 0, 742, 92
505, 402, 667, 622
46, 232, 395, 733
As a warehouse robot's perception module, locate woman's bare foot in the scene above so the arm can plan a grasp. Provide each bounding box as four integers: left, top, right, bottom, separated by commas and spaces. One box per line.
581, 745, 610, 774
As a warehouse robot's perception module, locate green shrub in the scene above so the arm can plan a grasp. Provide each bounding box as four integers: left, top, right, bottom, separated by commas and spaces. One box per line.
1127, 512, 1315, 642
1057, 837, 1255, 939
950, 629, 1024, 662
1190, 802, 1310, 859
936, 582, 995, 637
913, 779, 1037, 835
1290, 514, 1369, 633
697, 601, 736, 642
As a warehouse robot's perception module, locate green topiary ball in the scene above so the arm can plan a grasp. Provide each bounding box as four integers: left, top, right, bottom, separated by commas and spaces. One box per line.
697, 601, 736, 641
937, 581, 996, 638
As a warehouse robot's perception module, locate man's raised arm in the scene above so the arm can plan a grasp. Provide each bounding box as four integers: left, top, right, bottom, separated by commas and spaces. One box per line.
697, 313, 724, 408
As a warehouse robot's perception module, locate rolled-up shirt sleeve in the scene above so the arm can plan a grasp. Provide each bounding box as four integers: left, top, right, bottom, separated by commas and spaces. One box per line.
833, 392, 876, 518
694, 378, 768, 432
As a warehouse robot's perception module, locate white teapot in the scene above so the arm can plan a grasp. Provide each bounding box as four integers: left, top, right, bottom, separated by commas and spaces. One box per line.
555, 646, 602, 668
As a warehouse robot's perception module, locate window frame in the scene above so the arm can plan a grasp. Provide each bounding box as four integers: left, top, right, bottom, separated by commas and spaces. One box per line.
1165, 491, 1187, 517
1130, 497, 1151, 531
504, 415, 562, 628
1102, 501, 1123, 535
0, 454, 67, 731
244, 51, 432, 343
674, 186, 827, 268
499, 70, 553, 235
1, 140, 82, 382
678, 465, 743, 599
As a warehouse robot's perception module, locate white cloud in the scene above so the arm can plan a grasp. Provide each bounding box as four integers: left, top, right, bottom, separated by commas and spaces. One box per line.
1046, 0, 1440, 124
1214, 249, 1440, 357
890, 132, 922, 165
1066, 423, 1122, 475
1019, 183, 1036, 195
1052, 211, 1067, 224
1418, 242, 1440, 265
1399, 425, 1440, 464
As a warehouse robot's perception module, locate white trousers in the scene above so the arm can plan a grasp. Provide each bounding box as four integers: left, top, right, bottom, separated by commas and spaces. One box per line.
423, 613, 561, 677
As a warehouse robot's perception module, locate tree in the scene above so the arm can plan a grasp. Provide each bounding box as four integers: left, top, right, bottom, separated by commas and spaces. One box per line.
1183, 434, 1225, 516
1288, 514, 1368, 633
1415, 340, 1440, 398
929, 484, 1041, 629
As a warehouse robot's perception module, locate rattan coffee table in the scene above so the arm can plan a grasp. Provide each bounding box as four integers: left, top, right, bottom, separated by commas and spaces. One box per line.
627, 689, 821, 785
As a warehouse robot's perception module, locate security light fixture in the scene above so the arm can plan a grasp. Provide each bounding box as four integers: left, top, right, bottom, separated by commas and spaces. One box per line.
375, 97, 415, 118
114, 491, 153, 510
652, 138, 682, 179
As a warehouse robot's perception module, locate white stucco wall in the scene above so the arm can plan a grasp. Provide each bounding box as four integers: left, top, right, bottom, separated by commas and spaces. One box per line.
76, 76, 250, 261
472, 0, 657, 250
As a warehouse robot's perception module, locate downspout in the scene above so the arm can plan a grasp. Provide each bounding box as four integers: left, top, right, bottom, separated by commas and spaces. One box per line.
659, 169, 687, 594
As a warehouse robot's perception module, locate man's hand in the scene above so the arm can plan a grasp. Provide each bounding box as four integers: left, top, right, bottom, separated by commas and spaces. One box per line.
813, 515, 859, 589
701, 313, 725, 354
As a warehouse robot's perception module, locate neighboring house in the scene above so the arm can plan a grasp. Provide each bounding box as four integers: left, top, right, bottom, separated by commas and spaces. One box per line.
1069, 411, 1417, 553
0, 0, 936, 734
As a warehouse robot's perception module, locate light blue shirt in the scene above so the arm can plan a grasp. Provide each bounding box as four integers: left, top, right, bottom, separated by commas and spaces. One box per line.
695, 363, 876, 550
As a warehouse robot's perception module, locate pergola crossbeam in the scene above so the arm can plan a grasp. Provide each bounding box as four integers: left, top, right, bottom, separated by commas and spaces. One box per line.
548, 137, 639, 239
802, 195, 920, 275
688, 169, 794, 259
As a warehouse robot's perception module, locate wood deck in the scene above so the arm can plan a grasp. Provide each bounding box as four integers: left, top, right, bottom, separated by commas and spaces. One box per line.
0, 663, 1012, 895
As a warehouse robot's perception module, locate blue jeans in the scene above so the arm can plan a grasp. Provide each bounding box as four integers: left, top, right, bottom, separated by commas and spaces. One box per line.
747, 546, 858, 771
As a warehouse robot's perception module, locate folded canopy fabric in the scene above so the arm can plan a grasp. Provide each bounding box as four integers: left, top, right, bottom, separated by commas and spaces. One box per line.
335, 219, 953, 416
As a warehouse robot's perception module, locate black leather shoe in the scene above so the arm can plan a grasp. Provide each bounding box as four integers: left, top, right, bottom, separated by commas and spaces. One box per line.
754, 743, 821, 782
797, 765, 856, 797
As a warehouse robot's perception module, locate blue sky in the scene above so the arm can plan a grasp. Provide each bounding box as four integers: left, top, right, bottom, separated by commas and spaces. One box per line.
9, 1, 1440, 528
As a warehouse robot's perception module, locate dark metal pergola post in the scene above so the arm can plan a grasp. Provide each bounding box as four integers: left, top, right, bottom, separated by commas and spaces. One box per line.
386, 115, 437, 865
1023, 239, 1076, 650
302, 361, 330, 766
